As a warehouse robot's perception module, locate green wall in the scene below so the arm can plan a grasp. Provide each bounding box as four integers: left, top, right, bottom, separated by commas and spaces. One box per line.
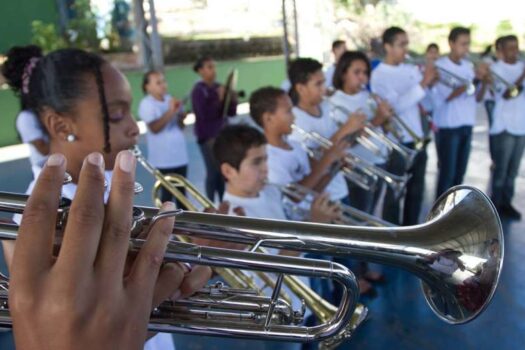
0, 56, 286, 147
0, 0, 58, 54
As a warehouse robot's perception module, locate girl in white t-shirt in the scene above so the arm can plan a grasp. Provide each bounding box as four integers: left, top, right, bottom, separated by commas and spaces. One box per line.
139, 71, 189, 207
2, 46, 212, 350
330, 51, 393, 215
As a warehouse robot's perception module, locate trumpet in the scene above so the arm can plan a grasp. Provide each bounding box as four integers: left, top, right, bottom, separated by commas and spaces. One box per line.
328, 100, 418, 169
0, 213, 358, 343
489, 68, 521, 98
139, 185, 502, 325
291, 124, 378, 192
132, 146, 368, 348
269, 181, 395, 227
291, 124, 410, 199
435, 64, 476, 96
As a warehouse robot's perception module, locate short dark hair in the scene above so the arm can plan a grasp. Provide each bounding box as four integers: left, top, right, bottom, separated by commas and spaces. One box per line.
426, 43, 439, 52
249, 86, 287, 127
333, 51, 370, 90
213, 124, 267, 171
332, 40, 346, 51
142, 70, 160, 94
382, 27, 406, 46
448, 27, 470, 42
495, 36, 504, 51
193, 56, 213, 72
287, 58, 323, 104
499, 35, 518, 49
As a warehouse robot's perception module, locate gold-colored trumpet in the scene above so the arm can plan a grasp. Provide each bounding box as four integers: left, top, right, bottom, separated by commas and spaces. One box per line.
132, 146, 369, 348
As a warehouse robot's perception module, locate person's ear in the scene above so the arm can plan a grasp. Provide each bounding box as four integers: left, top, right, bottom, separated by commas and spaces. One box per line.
220, 163, 238, 182
40, 107, 76, 142
261, 111, 273, 128
296, 83, 308, 96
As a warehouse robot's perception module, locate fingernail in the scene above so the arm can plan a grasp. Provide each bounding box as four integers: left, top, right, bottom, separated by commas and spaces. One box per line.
161, 201, 176, 212
47, 153, 65, 167
87, 152, 104, 171
170, 290, 181, 301
118, 151, 135, 173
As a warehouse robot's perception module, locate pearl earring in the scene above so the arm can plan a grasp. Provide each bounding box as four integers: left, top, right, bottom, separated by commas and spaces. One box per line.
66, 134, 76, 142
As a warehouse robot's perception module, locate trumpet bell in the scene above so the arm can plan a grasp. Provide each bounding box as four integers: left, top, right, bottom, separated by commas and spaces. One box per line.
421, 186, 503, 324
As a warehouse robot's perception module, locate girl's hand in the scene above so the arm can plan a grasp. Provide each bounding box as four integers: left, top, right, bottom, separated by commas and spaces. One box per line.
10, 151, 180, 350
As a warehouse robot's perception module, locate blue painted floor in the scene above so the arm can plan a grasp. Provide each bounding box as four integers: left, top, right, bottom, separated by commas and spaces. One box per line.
0, 107, 523, 349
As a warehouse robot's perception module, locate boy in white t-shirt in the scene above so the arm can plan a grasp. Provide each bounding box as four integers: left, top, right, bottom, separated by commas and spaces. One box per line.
287, 58, 367, 206
370, 26, 437, 226
213, 124, 339, 224
248, 86, 347, 211
139, 70, 189, 208
431, 26, 489, 198
488, 35, 525, 220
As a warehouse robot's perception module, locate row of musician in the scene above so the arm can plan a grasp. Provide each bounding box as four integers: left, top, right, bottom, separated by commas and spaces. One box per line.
0, 25, 507, 349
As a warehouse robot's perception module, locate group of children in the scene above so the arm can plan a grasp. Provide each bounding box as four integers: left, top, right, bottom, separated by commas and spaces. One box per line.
2, 22, 525, 349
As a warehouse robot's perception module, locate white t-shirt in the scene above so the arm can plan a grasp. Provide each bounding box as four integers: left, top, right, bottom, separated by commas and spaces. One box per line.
16, 110, 48, 177
328, 89, 388, 165
138, 94, 189, 168
324, 64, 336, 89
370, 62, 426, 142
15, 167, 175, 350
289, 103, 349, 201
431, 56, 477, 129
490, 60, 525, 136
267, 141, 311, 186
223, 185, 287, 222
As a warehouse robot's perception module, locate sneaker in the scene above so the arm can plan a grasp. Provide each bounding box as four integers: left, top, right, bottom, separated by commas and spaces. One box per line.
501, 204, 522, 220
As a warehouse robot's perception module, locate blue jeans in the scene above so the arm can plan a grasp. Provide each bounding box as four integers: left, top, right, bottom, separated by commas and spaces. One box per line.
382, 143, 428, 225
158, 165, 188, 209
198, 138, 225, 202
435, 126, 473, 198
491, 132, 525, 207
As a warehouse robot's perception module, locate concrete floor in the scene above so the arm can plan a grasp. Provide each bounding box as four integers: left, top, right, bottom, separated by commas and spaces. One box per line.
0, 105, 522, 349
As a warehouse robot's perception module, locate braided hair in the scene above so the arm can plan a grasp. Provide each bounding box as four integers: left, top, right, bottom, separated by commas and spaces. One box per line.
2, 46, 113, 152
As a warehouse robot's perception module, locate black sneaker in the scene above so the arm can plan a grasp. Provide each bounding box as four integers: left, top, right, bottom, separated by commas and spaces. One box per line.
501, 204, 522, 220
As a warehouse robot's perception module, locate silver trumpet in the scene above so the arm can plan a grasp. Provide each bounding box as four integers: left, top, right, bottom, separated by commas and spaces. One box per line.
329, 100, 418, 170
134, 185, 502, 325
435, 64, 476, 96
291, 124, 410, 198
291, 124, 379, 192
0, 194, 359, 343
269, 181, 395, 227
489, 67, 521, 98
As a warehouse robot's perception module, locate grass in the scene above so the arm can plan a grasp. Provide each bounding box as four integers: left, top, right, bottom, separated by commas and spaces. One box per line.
0, 55, 286, 147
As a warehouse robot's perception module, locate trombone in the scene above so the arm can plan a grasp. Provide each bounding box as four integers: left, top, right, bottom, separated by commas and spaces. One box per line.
291, 124, 410, 199
132, 146, 369, 348
269, 181, 395, 228
328, 100, 418, 169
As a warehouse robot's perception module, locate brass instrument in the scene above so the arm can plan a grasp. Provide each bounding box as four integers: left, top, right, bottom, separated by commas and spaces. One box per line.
328, 99, 418, 169
435, 64, 476, 96
0, 212, 358, 343
134, 185, 501, 325
132, 146, 368, 347
489, 67, 521, 98
270, 181, 394, 227
291, 124, 410, 199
